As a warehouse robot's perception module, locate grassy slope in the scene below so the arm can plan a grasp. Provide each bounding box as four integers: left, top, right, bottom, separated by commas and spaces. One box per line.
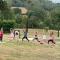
0, 34, 60, 60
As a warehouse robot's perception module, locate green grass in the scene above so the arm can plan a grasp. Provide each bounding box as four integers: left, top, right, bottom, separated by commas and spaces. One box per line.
0, 34, 60, 60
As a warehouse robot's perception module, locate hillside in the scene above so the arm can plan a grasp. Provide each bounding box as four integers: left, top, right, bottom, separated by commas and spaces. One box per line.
5, 0, 60, 10
5, 0, 53, 7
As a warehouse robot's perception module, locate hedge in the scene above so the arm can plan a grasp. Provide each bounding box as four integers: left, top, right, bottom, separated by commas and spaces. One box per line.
3, 20, 15, 33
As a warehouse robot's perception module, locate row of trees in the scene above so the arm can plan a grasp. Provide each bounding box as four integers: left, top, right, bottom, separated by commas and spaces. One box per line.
0, 0, 60, 36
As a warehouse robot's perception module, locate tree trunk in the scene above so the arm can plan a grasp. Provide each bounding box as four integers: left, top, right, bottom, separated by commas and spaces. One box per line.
26, 19, 28, 32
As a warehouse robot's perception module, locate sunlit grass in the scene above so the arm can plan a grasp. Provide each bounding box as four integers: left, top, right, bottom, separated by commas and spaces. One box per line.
0, 32, 60, 60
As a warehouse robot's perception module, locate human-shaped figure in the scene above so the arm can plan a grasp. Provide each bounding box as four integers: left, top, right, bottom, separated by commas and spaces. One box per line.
22, 30, 29, 42
0, 28, 3, 42
48, 32, 55, 44
33, 32, 40, 42
9, 29, 14, 40
42, 33, 47, 43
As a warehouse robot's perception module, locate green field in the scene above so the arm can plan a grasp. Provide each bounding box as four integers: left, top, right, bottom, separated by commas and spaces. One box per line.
0, 33, 60, 60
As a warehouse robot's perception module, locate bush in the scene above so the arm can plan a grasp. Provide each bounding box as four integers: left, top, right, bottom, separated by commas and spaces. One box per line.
3, 20, 15, 33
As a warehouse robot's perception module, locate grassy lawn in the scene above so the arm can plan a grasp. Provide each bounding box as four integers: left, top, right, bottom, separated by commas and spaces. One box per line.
0, 33, 60, 60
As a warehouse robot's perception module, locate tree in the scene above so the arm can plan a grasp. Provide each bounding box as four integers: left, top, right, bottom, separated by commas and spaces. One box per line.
0, 0, 14, 20
0, 0, 8, 11
51, 7, 60, 37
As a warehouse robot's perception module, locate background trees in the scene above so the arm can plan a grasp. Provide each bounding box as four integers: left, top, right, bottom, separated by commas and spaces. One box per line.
0, 0, 15, 32
0, 0, 60, 35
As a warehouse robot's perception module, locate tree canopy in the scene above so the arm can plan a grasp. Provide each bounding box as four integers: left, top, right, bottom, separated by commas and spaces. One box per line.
0, 0, 60, 34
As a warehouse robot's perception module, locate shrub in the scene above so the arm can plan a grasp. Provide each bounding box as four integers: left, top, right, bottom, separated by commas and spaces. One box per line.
3, 20, 15, 33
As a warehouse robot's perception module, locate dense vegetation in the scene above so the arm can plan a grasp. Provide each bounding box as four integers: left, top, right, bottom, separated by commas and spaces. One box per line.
0, 0, 60, 34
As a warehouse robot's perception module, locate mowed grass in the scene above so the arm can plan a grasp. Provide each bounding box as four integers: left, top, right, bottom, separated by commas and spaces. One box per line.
0, 34, 60, 60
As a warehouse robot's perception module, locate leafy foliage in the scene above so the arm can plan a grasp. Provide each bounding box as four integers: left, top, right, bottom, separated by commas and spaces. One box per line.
0, 0, 60, 33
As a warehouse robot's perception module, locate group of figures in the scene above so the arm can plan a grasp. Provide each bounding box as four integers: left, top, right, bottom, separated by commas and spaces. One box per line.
22, 31, 55, 45
0, 28, 56, 46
